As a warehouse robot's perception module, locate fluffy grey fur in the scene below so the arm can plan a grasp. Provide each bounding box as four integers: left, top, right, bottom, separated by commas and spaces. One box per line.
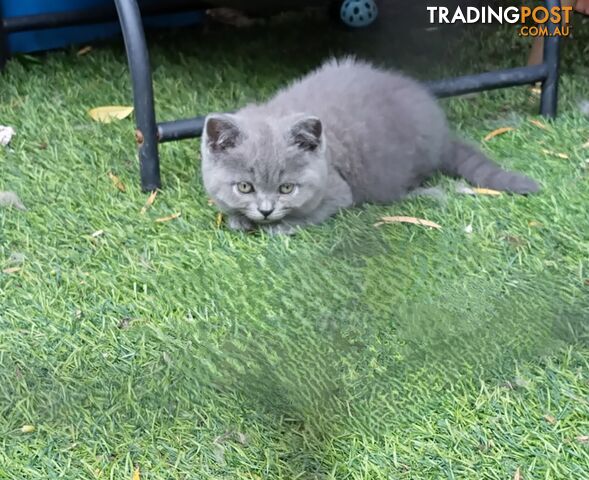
201, 58, 539, 234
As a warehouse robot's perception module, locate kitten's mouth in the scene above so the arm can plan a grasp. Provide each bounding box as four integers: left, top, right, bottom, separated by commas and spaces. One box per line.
253, 217, 280, 225
247, 212, 287, 224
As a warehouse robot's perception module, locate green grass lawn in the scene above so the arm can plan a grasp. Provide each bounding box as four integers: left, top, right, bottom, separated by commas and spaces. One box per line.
1, 12, 589, 479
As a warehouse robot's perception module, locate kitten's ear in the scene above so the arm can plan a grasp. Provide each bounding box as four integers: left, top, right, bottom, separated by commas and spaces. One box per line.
289, 116, 323, 152
204, 114, 242, 152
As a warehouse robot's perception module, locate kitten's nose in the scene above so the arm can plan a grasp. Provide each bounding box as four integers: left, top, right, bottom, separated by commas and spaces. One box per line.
258, 208, 274, 218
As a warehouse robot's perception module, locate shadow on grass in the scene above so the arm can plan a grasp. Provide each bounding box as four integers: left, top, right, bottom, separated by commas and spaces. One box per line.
186, 248, 589, 474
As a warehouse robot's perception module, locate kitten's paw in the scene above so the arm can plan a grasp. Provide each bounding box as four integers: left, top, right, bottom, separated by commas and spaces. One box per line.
260, 222, 298, 235
227, 214, 255, 232
505, 173, 540, 195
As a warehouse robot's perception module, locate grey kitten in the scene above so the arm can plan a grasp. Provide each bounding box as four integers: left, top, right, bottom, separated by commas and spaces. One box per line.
201, 58, 539, 235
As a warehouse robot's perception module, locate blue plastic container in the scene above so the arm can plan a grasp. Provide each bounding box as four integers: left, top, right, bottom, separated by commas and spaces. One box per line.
2, 0, 204, 54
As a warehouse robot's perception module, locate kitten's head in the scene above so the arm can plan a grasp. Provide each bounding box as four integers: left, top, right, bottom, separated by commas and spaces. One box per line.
200, 112, 329, 224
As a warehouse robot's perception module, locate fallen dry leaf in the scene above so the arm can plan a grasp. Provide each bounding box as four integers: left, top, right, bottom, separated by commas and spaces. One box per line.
456, 183, 502, 197
206, 7, 259, 27
374, 216, 442, 230
576, 435, 589, 443
529, 119, 549, 130
213, 444, 226, 465
108, 172, 126, 192
8, 252, 25, 265
543, 414, 557, 424
140, 190, 158, 214
513, 467, 522, 480
155, 212, 181, 223
503, 234, 526, 247
582, 140, 589, 149
503, 377, 530, 389
88, 106, 134, 123
207, 198, 215, 206
530, 85, 542, 96
215, 212, 224, 227
91, 230, 104, 238
214, 430, 247, 446
21, 425, 35, 433
213, 431, 232, 445
473, 187, 502, 196
2, 267, 21, 274
77, 45, 93, 56
464, 224, 473, 234
117, 317, 132, 329
0, 191, 26, 210
132, 466, 141, 480
484, 127, 515, 141
528, 221, 543, 228
162, 351, 172, 365
541, 149, 569, 159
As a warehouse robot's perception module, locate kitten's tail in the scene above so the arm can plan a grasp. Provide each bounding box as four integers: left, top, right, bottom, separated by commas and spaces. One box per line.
442, 139, 540, 194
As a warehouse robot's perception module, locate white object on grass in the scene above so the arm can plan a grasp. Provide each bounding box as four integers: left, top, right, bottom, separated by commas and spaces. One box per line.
455, 181, 476, 195
0, 125, 15, 146
0, 191, 26, 210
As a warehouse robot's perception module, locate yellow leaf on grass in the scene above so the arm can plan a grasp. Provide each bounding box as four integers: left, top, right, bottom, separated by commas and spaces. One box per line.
484, 127, 514, 141
77, 45, 93, 56
89, 106, 134, 123
529, 119, 549, 130
374, 216, 441, 229
576, 435, 589, 443
513, 467, 522, 480
543, 414, 557, 424
472, 187, 502, 196
21, 425, 35, 433
3, 267, 21, 274
541, 149, 569, 159
155, 212, 181, 223
140, 190, 158, 214
108, 172, 126, 192
132, 466, 141, 480
215, 212, 224, 227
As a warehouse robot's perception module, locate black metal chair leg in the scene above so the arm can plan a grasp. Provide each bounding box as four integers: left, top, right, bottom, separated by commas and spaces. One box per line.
540, 0, 562, 118
114, 0, 161, 191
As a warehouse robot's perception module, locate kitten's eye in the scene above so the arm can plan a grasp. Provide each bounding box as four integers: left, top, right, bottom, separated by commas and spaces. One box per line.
237, 182, 254, 194
279, 183, 295, 194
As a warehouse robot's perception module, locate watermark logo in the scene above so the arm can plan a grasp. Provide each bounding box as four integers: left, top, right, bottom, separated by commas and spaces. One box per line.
427, 5, 572, 37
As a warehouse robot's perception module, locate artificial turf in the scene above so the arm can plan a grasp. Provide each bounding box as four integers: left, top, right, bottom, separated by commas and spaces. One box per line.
1, 10, 589, 479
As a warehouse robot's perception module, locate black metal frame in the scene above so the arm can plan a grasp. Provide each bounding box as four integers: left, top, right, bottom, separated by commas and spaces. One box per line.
116, 0, 562, 191
1, 0, 562, 191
